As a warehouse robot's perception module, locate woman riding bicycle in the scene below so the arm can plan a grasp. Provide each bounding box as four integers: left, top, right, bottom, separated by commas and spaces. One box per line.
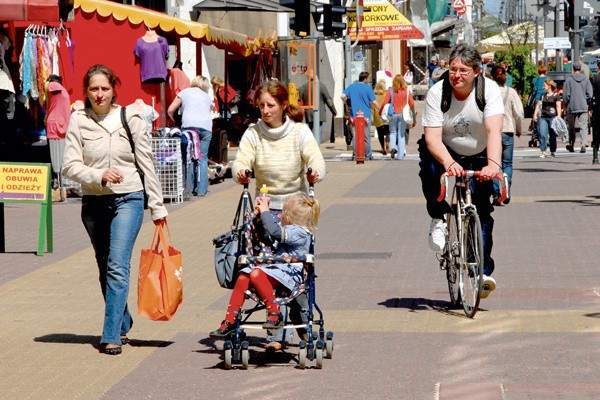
418, 44, 504, 299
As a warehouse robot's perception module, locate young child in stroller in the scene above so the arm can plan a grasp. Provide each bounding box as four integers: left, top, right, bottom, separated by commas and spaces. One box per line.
210, 193, 320, 338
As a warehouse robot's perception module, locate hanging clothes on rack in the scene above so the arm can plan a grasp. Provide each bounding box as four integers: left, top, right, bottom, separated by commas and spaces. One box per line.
57, 26, 74, 93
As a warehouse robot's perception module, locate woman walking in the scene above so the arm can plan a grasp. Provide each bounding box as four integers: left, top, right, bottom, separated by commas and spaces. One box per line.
63, 65, 168, 355
379, 74, 415, 159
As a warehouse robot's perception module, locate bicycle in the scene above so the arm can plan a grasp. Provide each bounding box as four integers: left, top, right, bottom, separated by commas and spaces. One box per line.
437, 168, 508, 318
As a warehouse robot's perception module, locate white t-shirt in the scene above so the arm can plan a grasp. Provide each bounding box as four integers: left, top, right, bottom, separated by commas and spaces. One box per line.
178, 87, 213, 131
421, 77, 504, 156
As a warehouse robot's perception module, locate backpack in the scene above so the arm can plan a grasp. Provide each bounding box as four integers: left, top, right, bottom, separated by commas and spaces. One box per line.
439, 70, 486, 113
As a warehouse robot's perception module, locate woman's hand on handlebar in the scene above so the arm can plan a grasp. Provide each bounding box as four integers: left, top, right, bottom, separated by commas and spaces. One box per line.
306, 168, 319, 183
237, 169, 252, 184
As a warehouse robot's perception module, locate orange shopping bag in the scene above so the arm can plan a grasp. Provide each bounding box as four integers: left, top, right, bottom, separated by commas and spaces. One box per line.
138, 221, 183, 321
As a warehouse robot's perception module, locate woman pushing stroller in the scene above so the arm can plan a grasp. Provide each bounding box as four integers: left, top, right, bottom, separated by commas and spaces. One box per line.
221, 79, 325, 349
210, 194, 321, 338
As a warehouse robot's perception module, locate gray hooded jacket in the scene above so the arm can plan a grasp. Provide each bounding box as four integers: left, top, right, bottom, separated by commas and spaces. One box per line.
563, 72, 593, 113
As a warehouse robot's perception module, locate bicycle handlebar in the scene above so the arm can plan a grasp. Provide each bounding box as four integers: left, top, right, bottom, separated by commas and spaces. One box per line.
437, 171, 508, 204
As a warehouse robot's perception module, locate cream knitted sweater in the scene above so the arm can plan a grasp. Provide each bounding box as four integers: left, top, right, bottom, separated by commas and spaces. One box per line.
232, 117, 326, 210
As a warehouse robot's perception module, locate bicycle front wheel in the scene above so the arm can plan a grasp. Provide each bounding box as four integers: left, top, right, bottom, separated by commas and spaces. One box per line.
445, 203, 460, 309
460, 210, 484, 318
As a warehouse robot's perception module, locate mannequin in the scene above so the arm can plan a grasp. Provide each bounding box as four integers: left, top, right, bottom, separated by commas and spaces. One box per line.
46, 74, 71, 200
134, 28, 168, 83
127, 98, 159, 135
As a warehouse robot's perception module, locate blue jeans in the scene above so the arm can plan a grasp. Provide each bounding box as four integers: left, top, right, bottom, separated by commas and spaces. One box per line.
389, 114, 406, 159
537, 116, 551, 152
538, 116, 557, 153
350, 118, 373, 159
81, 191, 144, 345
494, 133, 514, 197
417, 137, 496, 275
187, 127, 212, 196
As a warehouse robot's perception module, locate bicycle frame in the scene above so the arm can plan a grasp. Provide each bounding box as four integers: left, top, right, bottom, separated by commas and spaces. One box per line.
438, 170, 507, 317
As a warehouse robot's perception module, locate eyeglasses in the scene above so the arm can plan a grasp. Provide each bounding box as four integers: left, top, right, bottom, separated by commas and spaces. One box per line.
449, 68, 474, 76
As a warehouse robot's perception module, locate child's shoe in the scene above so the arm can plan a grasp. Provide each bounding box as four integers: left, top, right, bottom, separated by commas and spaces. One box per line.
262, 312, 284, 329
209, 321, 235, 338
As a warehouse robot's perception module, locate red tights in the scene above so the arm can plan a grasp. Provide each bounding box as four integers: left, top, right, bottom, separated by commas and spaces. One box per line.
222, 269, 281, 326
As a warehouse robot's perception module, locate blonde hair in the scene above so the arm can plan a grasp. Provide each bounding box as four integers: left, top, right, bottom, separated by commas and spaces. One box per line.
191, 75, 211, 93
392, 74, 407, 91
282, 194, 320, 233
374, 81, 387, 95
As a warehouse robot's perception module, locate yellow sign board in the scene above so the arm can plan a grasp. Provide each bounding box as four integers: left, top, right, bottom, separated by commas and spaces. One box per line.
0, 163, 49, 202
0, 162, 53, 256
347, 0, 424, 42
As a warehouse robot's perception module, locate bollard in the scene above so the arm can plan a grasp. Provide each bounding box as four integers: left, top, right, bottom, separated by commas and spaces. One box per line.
351, 110, 366, 164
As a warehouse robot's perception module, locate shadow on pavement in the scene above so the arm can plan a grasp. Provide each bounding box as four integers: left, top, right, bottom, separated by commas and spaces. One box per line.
378, 297, 471, 318
34, 333, 173, 349
536, 196, 600, 206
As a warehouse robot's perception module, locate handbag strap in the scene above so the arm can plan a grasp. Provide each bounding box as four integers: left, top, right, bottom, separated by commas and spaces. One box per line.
121, 107, 143, 176
232, 190, 253, 229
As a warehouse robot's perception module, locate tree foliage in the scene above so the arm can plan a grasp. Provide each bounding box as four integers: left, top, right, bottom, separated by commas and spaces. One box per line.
493, 46, 539, 97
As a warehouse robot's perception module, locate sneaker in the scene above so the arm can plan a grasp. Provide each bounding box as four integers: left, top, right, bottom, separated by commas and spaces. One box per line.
209, 321, 235, 338
566, 144, 574, 153
262, 312, 284, 330
390, 149, 397, 159
539, 152, 546, 158
480, 275, 496, 299
428, 218, 447, 252
580, 146, 586, 153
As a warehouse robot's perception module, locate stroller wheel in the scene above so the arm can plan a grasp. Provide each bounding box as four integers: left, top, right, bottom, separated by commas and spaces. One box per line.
298, 341, 307, 369
325, 331, 334, 359
315, 347, 324, 369
224, 341, 233, 370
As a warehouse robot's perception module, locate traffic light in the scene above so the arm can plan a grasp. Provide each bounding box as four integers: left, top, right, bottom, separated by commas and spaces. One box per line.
330, 0, 347, 38
315, 0, 346, 38
280, 0, 311, 37
565, 0, 575, 30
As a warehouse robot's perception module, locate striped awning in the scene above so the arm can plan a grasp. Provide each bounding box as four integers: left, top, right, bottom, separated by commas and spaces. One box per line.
74, 0, 257, 56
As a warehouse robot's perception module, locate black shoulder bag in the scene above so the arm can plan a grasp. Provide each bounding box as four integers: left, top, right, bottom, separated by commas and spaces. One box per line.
121, 107, 149, 209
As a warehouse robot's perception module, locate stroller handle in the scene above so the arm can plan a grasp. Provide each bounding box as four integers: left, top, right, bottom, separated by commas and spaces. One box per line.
243, 169, 251, 189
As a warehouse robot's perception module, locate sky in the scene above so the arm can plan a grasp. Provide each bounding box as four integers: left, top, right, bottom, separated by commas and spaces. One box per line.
483, 0, 501, 17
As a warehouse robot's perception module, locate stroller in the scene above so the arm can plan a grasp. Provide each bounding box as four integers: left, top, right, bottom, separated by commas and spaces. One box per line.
216, 169, 333, 370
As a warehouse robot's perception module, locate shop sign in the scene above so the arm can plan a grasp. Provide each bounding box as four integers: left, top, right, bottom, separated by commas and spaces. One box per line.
544, 37, 571, 50
454, 0, 466, 16
0, 163, 49, 202
347, 0, 424, 41
0, 162, 53, 256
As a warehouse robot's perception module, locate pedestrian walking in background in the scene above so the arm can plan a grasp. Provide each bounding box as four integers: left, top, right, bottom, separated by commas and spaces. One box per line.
590, 60, 600, 156
533, 79, 562, 158
299, 81, 337, 137
211, 76, 237, 118
563, 61, 593, 153
45, 74, 71, 192
403, 60, 415, 93
490, 65, 523, 204
373, 80, 390, 155
431, 59, 448, 84
232, 80, 326, 350
498, 61, 513, 87
379, 74, 414, 160
419, 44, 504, 299
341, 71, 380, 161
578, 56, 591, 78
427, 57, 438, 88
167, 75, 214, 196
63, 64, 168, 355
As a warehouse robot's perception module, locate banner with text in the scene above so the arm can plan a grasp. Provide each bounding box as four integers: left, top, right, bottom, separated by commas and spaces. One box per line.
347, 0, 424, 42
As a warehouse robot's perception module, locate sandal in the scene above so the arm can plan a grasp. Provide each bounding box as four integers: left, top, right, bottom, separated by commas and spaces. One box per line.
120, 336, 130, 345
209, 321, 235, 339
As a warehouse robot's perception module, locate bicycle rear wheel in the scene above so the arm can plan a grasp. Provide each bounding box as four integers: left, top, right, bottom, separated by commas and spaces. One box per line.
445, 204, 460, 308
460, 210, 484, 318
